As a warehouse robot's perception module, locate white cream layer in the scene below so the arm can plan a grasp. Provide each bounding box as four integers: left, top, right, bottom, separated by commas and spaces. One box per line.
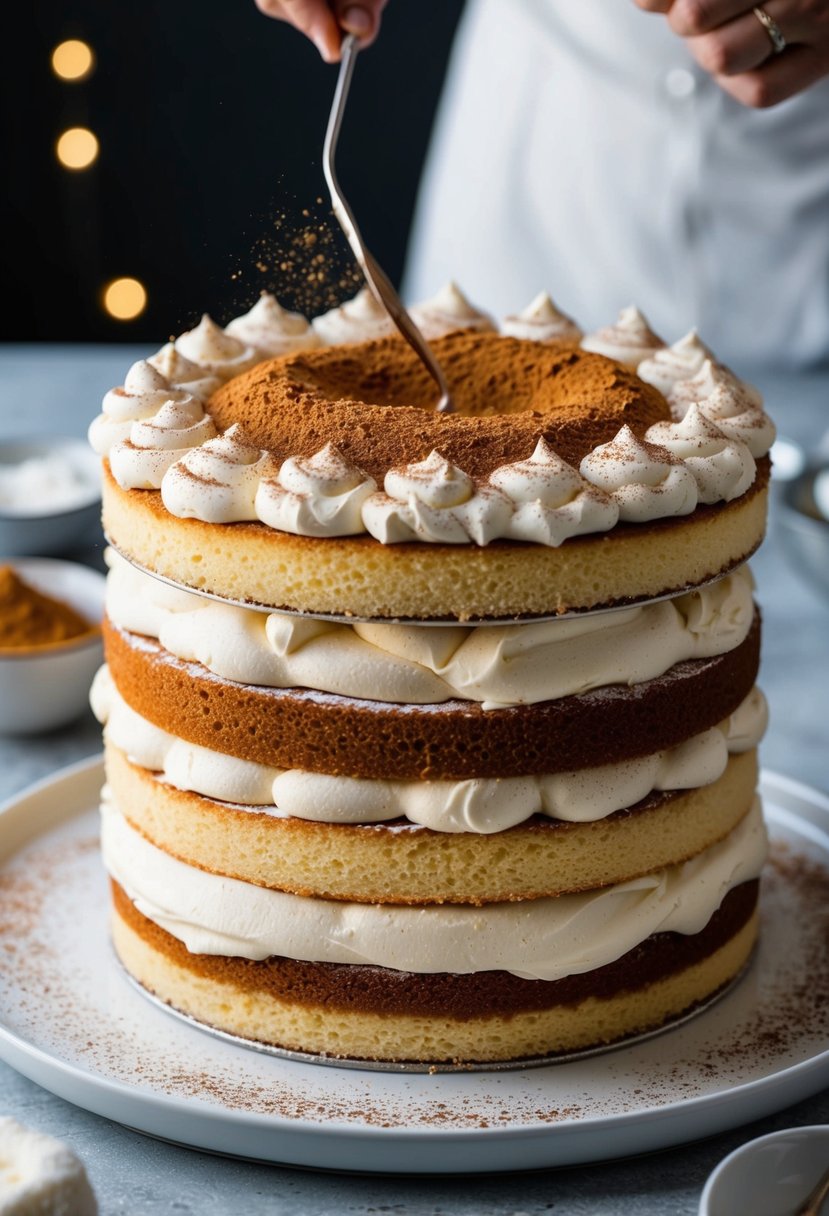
95, 291, 773, 547
105, 550, 755, 709
93, 667, 766, 831
102, 796, 767, 979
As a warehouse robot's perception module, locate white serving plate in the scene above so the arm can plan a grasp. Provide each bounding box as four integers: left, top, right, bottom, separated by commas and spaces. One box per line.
0, 758, 826, 1174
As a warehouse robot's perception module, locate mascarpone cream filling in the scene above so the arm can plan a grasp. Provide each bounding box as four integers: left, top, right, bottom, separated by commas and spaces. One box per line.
93, 668, 766, 831
105, 551, 755, 708
102, 797, 767, 979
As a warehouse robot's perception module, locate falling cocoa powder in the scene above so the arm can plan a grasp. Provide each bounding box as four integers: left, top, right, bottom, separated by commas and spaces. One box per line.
227, 198, 362, 322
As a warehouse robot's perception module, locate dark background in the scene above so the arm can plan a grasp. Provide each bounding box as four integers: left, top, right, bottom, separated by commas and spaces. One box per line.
2, 2, 465, 341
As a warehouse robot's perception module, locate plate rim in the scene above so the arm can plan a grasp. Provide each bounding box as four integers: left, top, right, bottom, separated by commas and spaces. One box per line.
0, 756, 827, 1168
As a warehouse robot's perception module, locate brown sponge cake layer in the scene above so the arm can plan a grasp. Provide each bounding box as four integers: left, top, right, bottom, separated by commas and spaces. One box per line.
102, 461, 768, 619
103, 613, 760, 780
111, 880, 759, 1062
107, 742, 758, 904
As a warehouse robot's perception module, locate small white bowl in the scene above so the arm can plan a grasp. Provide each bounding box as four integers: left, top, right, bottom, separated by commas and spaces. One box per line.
0, 557, 105, 734
0, 437, 102, 557
778, 462, 829, 601
769, 435, 807, 483
699, 1125, 829, 1216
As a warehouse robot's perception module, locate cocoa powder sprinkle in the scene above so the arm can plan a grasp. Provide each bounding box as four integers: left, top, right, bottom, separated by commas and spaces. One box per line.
208, 336, 672, 483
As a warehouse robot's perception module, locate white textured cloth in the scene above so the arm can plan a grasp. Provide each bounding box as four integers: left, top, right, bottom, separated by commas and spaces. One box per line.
404, 0, 829, 368
0, 1117, 97, 1215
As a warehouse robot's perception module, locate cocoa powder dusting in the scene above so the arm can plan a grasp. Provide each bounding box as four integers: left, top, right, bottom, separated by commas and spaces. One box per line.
208, 334, 672, 482
226, 200, 362, 322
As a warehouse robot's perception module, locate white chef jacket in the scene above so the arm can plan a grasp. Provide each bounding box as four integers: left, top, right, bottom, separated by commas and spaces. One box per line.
403, 0, 829, 368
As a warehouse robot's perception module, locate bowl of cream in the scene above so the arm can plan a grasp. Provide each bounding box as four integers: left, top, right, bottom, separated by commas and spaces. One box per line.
0, 437, 102, 557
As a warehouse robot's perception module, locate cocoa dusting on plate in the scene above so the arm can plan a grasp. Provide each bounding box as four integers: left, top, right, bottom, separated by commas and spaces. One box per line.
0, 823, 826, 1131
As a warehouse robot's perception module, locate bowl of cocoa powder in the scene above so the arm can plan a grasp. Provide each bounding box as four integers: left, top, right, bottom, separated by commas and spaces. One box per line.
0, 558, 104, 733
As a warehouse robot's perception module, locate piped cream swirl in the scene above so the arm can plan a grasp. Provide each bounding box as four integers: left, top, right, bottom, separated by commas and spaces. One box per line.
645, 406, 756, 504
160, 424, 279, 522
580, 306, 665, 366
225, 293, 320, 357
102, 796, 768, 978
312, 287, 397, 345
664, 360, 775, 459
89, 360, 193, 455
147, 344, 222, 399
109, 399, 219, 490
255, 443, 377, 537
175, 314, 259, 381
409, 282, 494, 339
88, 361, 219, 488
580, 425, 699, 521
501, 292, 582, 343
668, 358, 763, 412
636, 330, 714, 395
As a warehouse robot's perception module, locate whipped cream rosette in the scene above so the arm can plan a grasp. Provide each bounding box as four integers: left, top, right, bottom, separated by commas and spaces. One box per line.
502, 292, 582, 342
581, 305, 665, 366
225, 293, 320, 357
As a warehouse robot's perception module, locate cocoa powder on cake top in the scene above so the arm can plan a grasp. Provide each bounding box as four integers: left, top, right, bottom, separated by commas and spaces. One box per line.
207, 332, 671, 480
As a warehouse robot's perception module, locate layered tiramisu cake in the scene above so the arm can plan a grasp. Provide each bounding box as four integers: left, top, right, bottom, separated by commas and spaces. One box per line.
89, 286, 774, 1063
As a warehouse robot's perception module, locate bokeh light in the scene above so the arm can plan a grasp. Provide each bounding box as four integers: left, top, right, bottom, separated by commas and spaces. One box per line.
102, 278, 148, 321
56, 127, 99, 170
51, 40, 95, 82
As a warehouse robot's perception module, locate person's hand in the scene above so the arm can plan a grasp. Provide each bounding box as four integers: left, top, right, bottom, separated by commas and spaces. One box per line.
254, 0, 387, 62
633, 0, 829, 107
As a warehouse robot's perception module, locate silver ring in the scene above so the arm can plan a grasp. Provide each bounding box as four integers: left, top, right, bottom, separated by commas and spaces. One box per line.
752, 7, 787, 54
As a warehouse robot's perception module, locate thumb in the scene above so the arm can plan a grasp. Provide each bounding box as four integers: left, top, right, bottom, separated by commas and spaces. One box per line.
334, 0, 388, 49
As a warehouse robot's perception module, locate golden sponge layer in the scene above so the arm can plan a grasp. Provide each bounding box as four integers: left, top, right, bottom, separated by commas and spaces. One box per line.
102, 461, 768, 619
111, 897, 758, 1064
106, 742, 758, 905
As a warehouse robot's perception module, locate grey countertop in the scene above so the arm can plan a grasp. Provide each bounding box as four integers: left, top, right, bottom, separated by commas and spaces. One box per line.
0, 345, 827, 1215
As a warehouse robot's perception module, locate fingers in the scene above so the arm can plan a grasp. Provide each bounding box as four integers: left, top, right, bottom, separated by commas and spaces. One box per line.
667, 0, 754, 36
255, 0, 388, 60
636, 0, 829, 106
715, 41, 829, 105
333, 0, 388, 48
254, 0, 343, 61
686, 8, 781, 74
